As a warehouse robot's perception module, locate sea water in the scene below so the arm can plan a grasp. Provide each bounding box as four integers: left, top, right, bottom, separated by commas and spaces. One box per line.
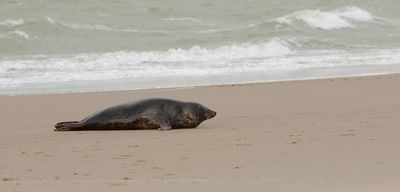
1, 0, 400, 95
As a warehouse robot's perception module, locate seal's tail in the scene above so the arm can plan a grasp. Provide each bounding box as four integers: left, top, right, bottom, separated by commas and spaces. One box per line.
54, 121, 82, 131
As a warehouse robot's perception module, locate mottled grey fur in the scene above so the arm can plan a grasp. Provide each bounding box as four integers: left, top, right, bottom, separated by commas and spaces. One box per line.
55, 98, 216, 131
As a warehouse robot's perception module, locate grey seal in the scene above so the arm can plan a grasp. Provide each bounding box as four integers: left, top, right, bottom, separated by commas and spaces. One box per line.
54, 98, 216, 131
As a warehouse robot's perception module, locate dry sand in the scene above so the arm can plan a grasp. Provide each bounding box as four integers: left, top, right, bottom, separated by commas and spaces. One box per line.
1, 74, 400, 191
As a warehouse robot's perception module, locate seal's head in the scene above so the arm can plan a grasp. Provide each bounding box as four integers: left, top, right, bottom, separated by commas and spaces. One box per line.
197, 104, 217, 121
172, 102, 216, 128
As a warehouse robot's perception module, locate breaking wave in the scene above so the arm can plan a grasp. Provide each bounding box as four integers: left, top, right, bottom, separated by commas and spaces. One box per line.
0, 39, 292, 86
1, 37, 400, 92
275, 7, 375, 30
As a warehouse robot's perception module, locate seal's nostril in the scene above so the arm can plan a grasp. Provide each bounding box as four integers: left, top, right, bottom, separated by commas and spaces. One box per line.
209, 111, 216, 118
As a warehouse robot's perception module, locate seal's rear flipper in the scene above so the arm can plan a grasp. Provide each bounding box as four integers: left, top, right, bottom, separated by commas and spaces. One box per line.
54, 121, 82, 131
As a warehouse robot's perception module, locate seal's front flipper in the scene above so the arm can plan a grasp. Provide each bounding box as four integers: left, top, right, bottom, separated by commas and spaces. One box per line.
54, 121, 83, 131
157, 125, 172, 131
157, 122, 172, 131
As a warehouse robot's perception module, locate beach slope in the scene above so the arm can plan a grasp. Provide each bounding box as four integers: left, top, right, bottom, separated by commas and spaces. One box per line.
1, 75, 400, 191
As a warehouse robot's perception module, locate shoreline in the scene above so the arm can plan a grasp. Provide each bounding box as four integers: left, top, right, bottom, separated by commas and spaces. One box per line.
1, 73, 400, 191
2, 72, 400, 97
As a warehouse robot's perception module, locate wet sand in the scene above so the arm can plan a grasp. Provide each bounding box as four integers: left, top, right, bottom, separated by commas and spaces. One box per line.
1, 74, 400, 191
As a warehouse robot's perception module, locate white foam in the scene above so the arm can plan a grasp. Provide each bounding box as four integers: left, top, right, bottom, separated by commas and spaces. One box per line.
61, 23, 115, 31
337, 7, 374, 21
276, 6, 374, 30
65, 22, 143, 32
1, 47, 400, 94
46, 17, 140, 33
10, 30, 30, 40
0, 19, 25, 27
195, 27, 245, 34
2, 36, 400, 93
46, 17, 56, 24
0, 39, 292, 86
143, 38, 292, 62
163, 17, 202, 22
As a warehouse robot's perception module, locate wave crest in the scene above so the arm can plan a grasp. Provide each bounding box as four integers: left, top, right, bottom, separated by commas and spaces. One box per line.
46, 17, 140, 32
275, 7, 374, 30
0, 19, 25, 27
163, 17, 202, 22
0, 39, 292, 85
11, 30, 30, 40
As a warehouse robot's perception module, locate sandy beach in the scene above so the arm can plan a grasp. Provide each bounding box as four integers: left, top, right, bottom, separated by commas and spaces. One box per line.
1, 74, 400, 191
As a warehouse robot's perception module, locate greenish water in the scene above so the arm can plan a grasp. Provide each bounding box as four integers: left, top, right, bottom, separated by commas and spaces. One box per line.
1, 0, 400, 94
